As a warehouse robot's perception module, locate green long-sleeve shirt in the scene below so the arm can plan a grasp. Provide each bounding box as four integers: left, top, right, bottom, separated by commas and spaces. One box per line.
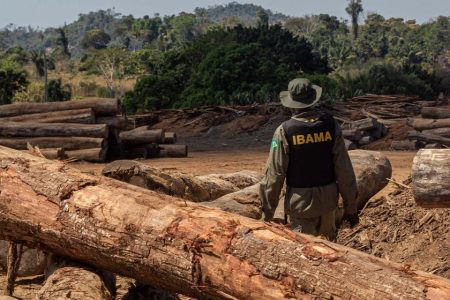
259, 113, 358, 220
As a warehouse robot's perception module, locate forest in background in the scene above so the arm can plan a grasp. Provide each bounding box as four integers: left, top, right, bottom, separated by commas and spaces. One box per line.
1, 1, 450, 113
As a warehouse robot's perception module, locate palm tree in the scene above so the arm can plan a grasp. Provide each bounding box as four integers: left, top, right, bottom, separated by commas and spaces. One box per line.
346, 0, 363, 39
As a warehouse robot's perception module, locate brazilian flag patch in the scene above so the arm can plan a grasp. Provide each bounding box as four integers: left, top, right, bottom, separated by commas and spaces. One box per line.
271, 139, 279, 149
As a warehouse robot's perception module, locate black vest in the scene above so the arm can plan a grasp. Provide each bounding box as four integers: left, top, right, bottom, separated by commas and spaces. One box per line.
282, 114, 336, 188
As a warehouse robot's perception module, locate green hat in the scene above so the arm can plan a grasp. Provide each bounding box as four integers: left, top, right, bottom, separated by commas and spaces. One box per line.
280, 78, 322, 109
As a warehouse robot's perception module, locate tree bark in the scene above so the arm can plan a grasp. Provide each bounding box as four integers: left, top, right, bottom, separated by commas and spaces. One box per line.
0, 137, 107, 150
407, 118, 450, 130
65, 148, 107, 163
101, 160, 262, 203
37, 257, 114, 300
0, 147, 449, 299
390, 140, 419, 151
164, 132, 177, 144
349, 118, 380, 131
407, 131, 450, 146
422, 127, 450, 138
119, 129, 164, 146
0, 98, 120, 118
412, 149, 450, 208
358, 135, 374, 145
421, 107, 450, 119
159, 144, 188, 158
0, 108, 95, 124
2, 242, 22, 296
96, 116, 128, 130
342, 129, 363, 141
0, 123, 109, 138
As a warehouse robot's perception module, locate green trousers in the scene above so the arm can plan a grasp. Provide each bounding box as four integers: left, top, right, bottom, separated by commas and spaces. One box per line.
290, 209, 337, 241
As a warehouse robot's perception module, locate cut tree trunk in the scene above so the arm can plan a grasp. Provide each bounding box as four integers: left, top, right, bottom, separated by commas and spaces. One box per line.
65, 148, 107, 163
163, 132, 177, 144
421, 107, 450, 119
407, 131, 450, 146
349, 118, 380, 131
119, 129, 164, 146
0, 137, 107, 151
101, 160, 262, 203
37, 257, 114, 300
0, 123, 109, 138
0, 98, 120, 118
390, 140, 419, 151
407, 118, 450, 130
412, 149, 450, 208
0, 147, 448, 299
422, 127, 450, 138
0, 108, 95, 124
159, 144, 188, 158
26, 148, 66, 160
96, 116, 127, 130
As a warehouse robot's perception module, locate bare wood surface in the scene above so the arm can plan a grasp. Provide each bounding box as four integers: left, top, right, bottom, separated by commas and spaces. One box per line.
159, 144, 188, 158
412, 149, 450, 208
65, 148, 107, 163
407, 118, 450, 130
407, 131, 450, 146
422, 127, 450, 138
0, 137, 106, 151
0, 108, 95, 124
0, 98, 120, 118
421, 107, 450, 119
164, 132, 177, 144
26, 148, 66, 160
0, 123, 109, 138
119, 129, 164, 146
0, 147, 448, 299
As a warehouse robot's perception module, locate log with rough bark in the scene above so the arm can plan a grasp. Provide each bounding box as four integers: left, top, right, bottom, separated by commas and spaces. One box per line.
37, 257, 115, 300
422, 127, 450, 138
27, 148, 66, 160
65, 148, 107, 163
0, 98, 120, 118
407, 117, 450, 130
0, 137, 107, 151
102, 160, 262, 202
119, 129, 164, 146
407, 131, 450, 146
412, 149, 450, 208
163, 132, 177, 144
421, 107, 450, 119
390, 140, 419, 151
0, 108, 95, 124
348, 118, 380, 131
159, 144, 188, 158
0, 240, 47, 277
0, 123, 109, 138
0, 147, 449, 299
342, 129, 363, 141
96, 116, 127, 129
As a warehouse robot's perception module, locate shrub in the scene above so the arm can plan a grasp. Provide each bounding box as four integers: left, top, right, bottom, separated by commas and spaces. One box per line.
48, 79, 72, 102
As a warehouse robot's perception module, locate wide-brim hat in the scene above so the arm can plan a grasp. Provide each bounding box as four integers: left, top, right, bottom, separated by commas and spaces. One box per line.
280, 78, 322, 109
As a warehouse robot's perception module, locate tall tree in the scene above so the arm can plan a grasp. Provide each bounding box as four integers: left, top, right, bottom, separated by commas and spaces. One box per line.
256, 9, 269, 27
346, 0, 363, 39
56, 27, 70, 58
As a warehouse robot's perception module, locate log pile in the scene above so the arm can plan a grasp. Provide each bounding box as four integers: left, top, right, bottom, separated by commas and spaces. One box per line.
341, 118, 388, 148
400, 105, 450, 150
1, 147, 450, 299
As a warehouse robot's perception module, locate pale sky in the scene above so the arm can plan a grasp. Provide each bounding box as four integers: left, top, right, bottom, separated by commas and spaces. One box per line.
1, 0, 449, 28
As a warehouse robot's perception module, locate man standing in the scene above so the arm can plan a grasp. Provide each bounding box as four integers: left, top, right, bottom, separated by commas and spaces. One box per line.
259, 78, 358, 240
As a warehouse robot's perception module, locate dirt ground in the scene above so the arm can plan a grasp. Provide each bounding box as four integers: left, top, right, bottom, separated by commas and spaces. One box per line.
3, 149, 448, 299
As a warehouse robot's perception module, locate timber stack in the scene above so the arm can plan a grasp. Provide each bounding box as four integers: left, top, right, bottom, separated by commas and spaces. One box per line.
397, 105, 450, 150
0, 98, 186, 161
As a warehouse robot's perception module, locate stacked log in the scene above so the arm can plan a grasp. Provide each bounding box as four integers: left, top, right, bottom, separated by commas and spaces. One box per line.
404, 105, 450, 149
342, 117, 388, 147
0, 98, 123, 162
1, 147, 449, 299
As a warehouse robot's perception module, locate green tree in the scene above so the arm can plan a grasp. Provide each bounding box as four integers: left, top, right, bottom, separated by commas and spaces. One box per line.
256, 9, 269, 27
81, 29, 111, 49
47, 78, 71, 101
0, 68, 28, 105
56, 27, 70, 57
346, 0, 363, 39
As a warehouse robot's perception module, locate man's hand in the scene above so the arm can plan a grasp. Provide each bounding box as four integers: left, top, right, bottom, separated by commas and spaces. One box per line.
342, 213, 359, 227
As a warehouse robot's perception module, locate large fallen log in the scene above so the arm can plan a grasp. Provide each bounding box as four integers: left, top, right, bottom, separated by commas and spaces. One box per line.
0, 123, 109, 138
65, 148, 107, 163
421, 107, 450, 119
407, 131, 450, 146
96, 116, 127, 129
0, 98, 120, 118
407, 118, 450, 130
37, 257, 114, 300
412, 149, 450, 208
119, 129, 164, 146
159, 144, 188, 158
102, 160, 261, 202
0, 108, 95, 124
422, 127, 450, 138
0, 147, 449, 299
0, 137, 107, 151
